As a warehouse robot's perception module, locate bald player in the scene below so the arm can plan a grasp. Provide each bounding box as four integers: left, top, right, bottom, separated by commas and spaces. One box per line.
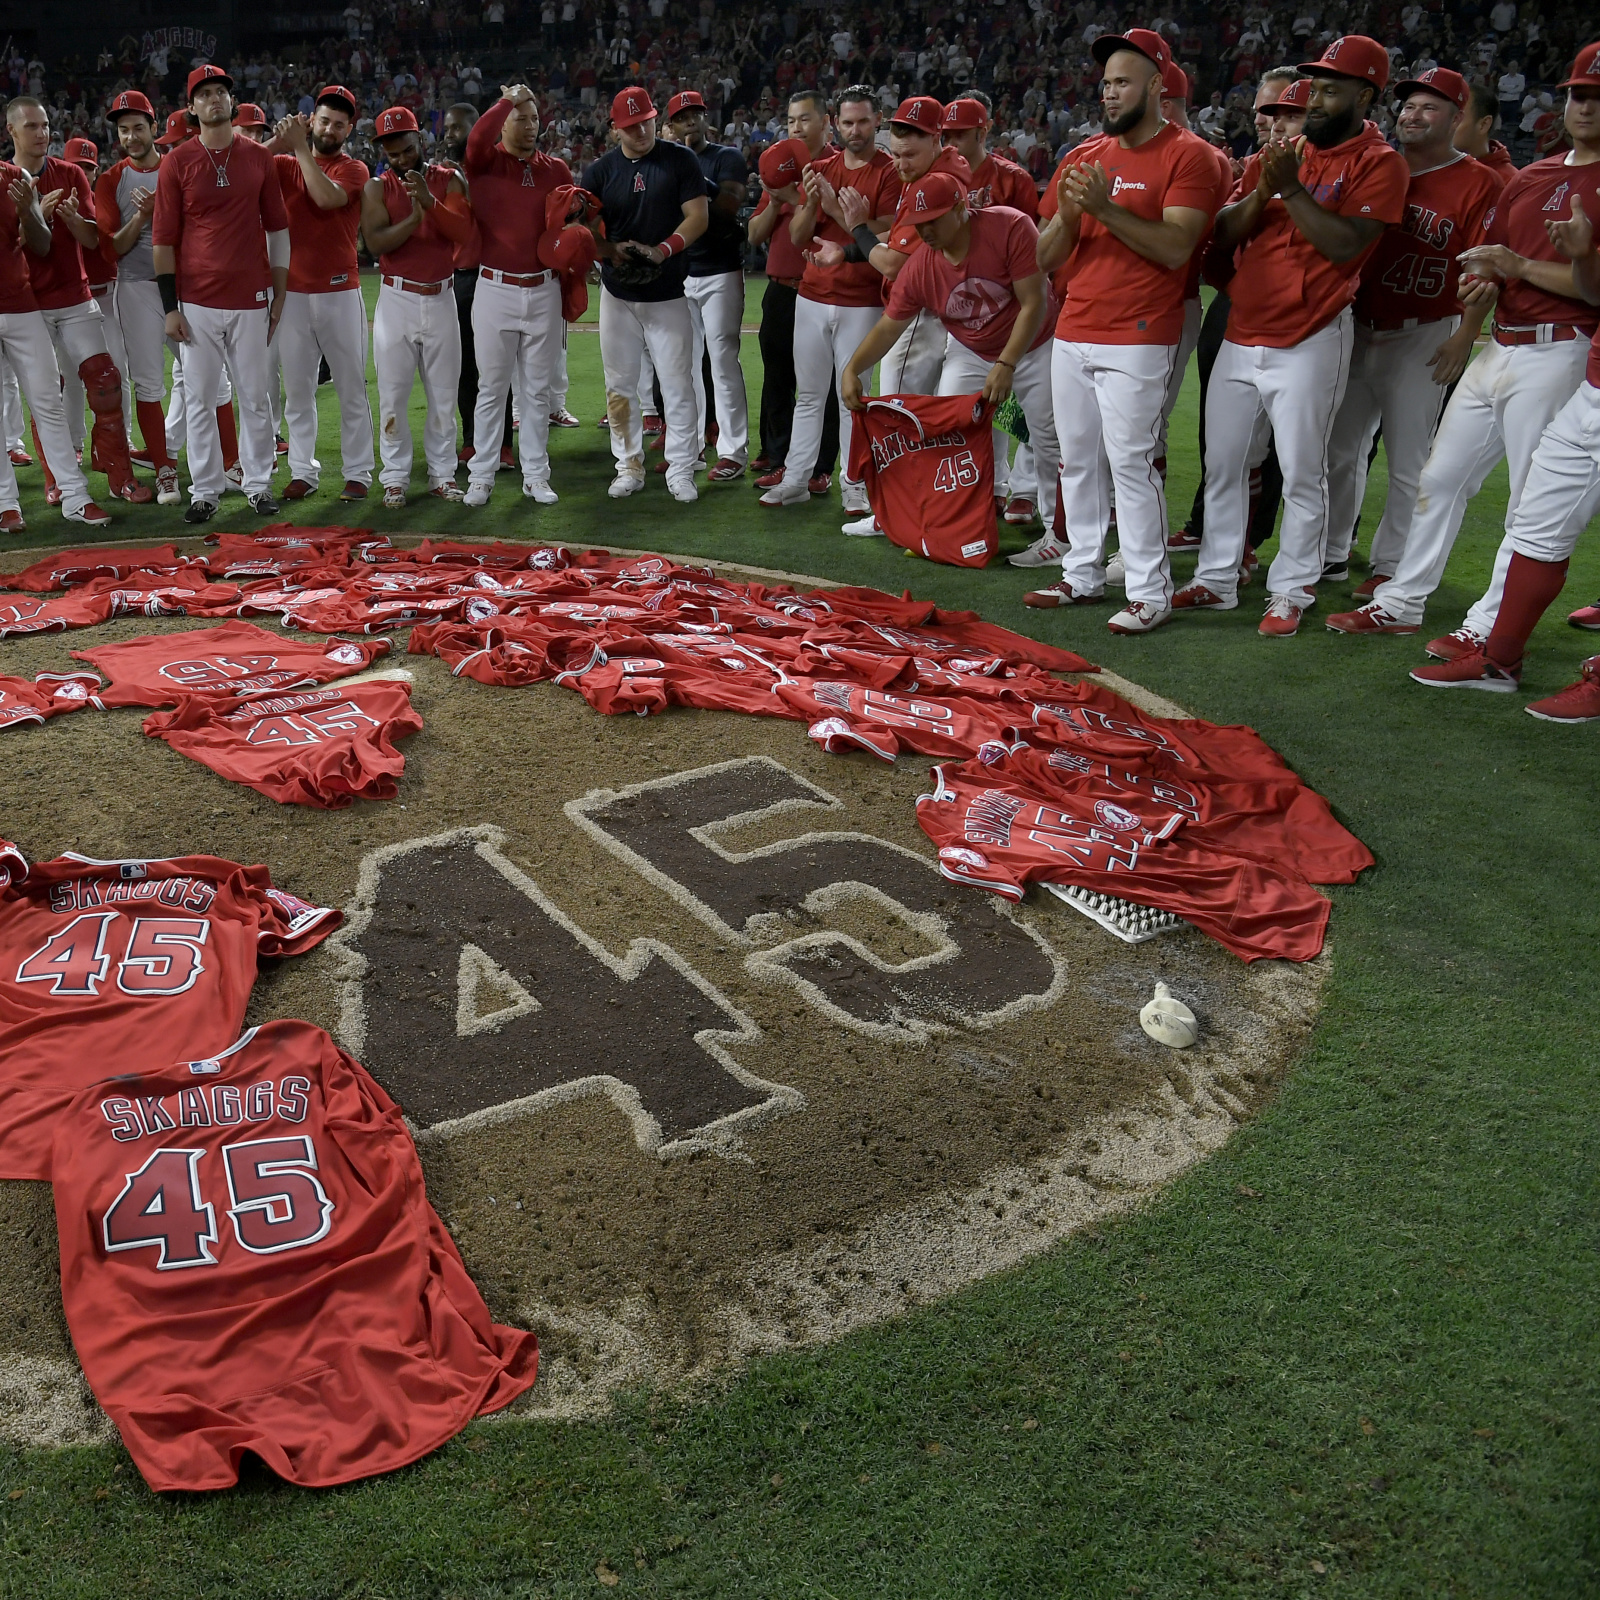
65, 138, 135, 462
361, 105, 473, 507
1456, 83, 1518, 191
1027, 29, 1223, 634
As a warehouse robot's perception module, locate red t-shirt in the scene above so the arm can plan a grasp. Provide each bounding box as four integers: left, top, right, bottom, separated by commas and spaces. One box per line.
1480, 153, 1600, 334
1040, 121, 1227, 344
79, 179, 118, 287
1479, 141, 1516, 192
0, 670, 100, 730
276, 150, 369, 294
1356, 153, 1501, 327
376, 166, 465, 282
463, 97, 572, 274
25, 157, 94, 309
153, 134, 289, 310
885, 205, 1054, 360
3, 543, 186, 591
798, 148, 902, 307
754, 189, 807, 279
1184, 140, 1236, 299
1225, 122, 1410, 347
0, 846, 338, 1180
968, 154, 1038, 219
0, 162, 36, 315
846, 394, 997, 566
52, 1018, 538, 1490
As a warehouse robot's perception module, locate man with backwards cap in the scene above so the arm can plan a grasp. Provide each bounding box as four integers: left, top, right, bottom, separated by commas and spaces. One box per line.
1320, 67, 1500, 624
664, 89, 750, 481
1028, 28, 1225, 635
153, 62, 290, 522
267, 84, 374, 503
1175, 35, 1409, 637
583, 85, 709, 502
360, 104, 473, 507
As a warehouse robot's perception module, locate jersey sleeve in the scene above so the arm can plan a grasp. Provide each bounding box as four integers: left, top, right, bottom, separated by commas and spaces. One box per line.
883, 245, 930, 321
720, 145, 749, 185
1339, 147, 1408, 223
94, 167, 122, 250
1167, 140, 1226, 215
152, 155, 182, 249
467, 97, 512, 179
262, 157, 290, 232
337, 156, 370, 197
244, 865, 343, 956
870, 161, 903, 220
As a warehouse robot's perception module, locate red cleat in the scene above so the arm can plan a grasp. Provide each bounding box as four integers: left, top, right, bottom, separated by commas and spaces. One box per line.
282, 478, 315, 501
110, 478, 154, 504
339, 481, 368, 502
1424, 626, 1485, 662
44, 484, 62, 507
1002, 496, 1036, 525
706, 459, 744, 482
63, 501, 111, 527
1171, 582, 1237, 611
1325, 602, 1418, 636
498, 447, 516, 473
275, 435, 289, 456
1567, 599, 1600, 631
7, 447, 31, 467
1525, 656, 1600, 722
1353, 572, 1390, 599
750, 455, 773, 473
755, 467, 786, 489
1167, 526, 1202, 549
1239, 549, 1260, 587
1023, 581, 1102, 608
1409, 650, 1520, 691
1258, 596, 1306, 637
641, 413, 664, 437
807, 473, 832, 495
0, 508, 24, 532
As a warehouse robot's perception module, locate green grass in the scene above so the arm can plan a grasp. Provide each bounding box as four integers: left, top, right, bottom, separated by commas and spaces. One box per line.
2, 280, 1598, 1598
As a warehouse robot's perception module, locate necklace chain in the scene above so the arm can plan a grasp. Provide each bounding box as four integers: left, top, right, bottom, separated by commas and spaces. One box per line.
200, 139, 232, 189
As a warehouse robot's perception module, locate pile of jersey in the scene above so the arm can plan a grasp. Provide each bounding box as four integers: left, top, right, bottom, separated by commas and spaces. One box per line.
0, 529, 1372, 961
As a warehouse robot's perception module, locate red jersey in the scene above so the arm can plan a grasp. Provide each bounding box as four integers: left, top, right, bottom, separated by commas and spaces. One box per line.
1040, 122, 1226, 344
276, 150, 368, 294
0, 669, 100, 730
0, 589, 116, 637
886, 205, 1054, 361
0, 846, 337, 1180
22, 157, 94, 309
1184, 140, 1237, 299
1481, 153, 1600, 335
968, 154, 1038, 219
53, 1019, 538, 1491
376, 166, 466, 282
80, 202, 118, 288
0, 161, 35, 314
1226, 122, 1409, 347
753, 189, 807, 280
775, 678, 1021, 760
1356, 153, 1501, 327
153, 134, 289, 310
847, 394, 997, 566
72, 619, 390, 708
463, 98, 572, 274
1478, 141, 1516, 191
3, 543, 187, 591
144, 680, 423, 808
798, 148, 902, 307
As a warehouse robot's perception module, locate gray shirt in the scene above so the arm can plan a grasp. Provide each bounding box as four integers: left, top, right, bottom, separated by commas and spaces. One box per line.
108, 160, 160, 282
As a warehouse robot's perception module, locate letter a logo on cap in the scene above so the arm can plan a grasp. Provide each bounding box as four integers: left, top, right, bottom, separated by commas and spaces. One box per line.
916, 190, 929, 212
629, 95, 639, 114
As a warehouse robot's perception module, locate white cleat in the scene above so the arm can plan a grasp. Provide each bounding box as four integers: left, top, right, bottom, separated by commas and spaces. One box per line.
759, 482, 809, 507
841, 513, 885, 537
1007, 534, 1067, 568
382, 485, 407, 509
155, 465, 181, 505
429, 481, 466, 502
841, 483, 870, 514
223, 463, 244, 494
609, 471, 646, 499
523, 479, 559, 504
463, 481, 492, 508
1106, 599, 1172, 635
1105, 551, 1126, 587
666, 475, 698, 503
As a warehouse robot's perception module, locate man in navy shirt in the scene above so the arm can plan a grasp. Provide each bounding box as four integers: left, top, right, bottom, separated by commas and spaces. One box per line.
665, 89, 750, 480
583, 86, 709, 501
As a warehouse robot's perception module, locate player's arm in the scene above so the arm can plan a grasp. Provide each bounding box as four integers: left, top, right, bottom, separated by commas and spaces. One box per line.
429, 172, 473, 242
466, 92, 515, 174
746, 189, 790, 245
51, 169, 101, 251
831, 184, 904, 276
1059, 162, 1209, 271
983, 269, 1047, 403
1259, 139, 1384, 263
8, 177, 51, 254
151, 162, 191, 342
277, 116, 350, 208
359, 175, 416, 253
1037, 164, 1084, 272
840, 312, 911, 409
713, 154, 747, 216
1212, 161, 1270, 251
789, 166, 825, 245
96, 169, 138, 258
260, 165, 291, 341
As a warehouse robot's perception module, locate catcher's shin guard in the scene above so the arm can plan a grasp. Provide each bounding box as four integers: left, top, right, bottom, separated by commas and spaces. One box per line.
81, 354, 149, 500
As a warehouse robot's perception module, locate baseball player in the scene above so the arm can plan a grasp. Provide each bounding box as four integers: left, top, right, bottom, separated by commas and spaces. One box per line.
759, 86, 901, 511
664, 90, 749, 480
1455, 84, 1518, 192
270, 86, 374, 503
583, 86, 709, 502
6, 97, 148, 505
1176, 36, 1409, 637
1333, 51, 1600, 652
463, 84, 571, 506
66, 138, 135, 458
236, 104, 286, 451
1028, 29, 1226, 634
1321, 69, 1501, 631
360, 105, 473, 507
153, 63, 289, 523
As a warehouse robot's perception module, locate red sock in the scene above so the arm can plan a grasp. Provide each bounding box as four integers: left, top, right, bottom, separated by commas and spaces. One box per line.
1486, 552, 1570, 668
135, 400, 170, 469
215, 404, 239, 469
31, 421, 55, 491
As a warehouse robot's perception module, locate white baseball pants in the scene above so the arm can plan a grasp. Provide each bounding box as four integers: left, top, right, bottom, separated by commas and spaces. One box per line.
940, 338, 1058, 531
554, 326, 570, 409
1371, 336, 1589, 627
279, 288, 374, 490
879, 305, 948, 395
374, 280, 462, 491
0, 357, 21, 451
780, 297, 882, 495
179, 302, 275, 502
1054, 338, 1180, 607
1498, 380, 1600, 562
599, 286, 698, 481
1325, 318, 1458, 577
1195, 312, 1354, 609
685, 269, 749, 465
42, 300, 113, 455
470, 275, 562, 490
0, 312, 90, 514
114, 279, 168, 403
1160, 296, 1204, 444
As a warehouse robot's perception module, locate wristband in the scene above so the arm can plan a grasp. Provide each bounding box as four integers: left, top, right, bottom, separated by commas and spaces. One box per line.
852, 223, 879, 257
658, 231, 687, 259
157, 273, 179, 316
842, 242, 865, 262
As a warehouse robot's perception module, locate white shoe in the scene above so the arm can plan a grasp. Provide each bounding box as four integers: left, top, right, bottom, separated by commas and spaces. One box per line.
464, 481, 491, 508
841, 512, 885, 537
1106, 599, 1171, 635
666, 475, 698, 503
382, 485, 406, 509
223, 463, 244, 494
609, 471, 646, 499
523, 479, 558, 504
155, 465, 181, 505
429, 481, 465, 502
1008, 534, 1067, 568
759, 482, 809, 507
841, 482, 870, 514
1105, 551, 1126, 587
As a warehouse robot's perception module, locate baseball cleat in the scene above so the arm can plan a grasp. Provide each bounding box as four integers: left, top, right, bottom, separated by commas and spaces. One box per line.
1259, 596, 1307, 637
608, 471, 646, 500
523, 479, 559, 505
1353, 572, 1390, 599
706, 459, 745, 482
183, 498, 218, 524
44, 484, 61, 507
249, 492, 279, 516
63, 501, 112, 527
282, 478, 315, 501
754, 468, 786, 489
666, 476, 698, 503
339, 481, 368, 502
155, 466, 181, 505
1107, 600, 1171, 634
382, 486, 407, 509
1006, 534, 1066, 568
807, 473, 832, 496
1424, 626, 1486, 662
548, 408, 580, 428
1325, 603, 1419, 636
1171, 582, 1237, 611
128, 448, 154, 470
1167, 526, 1202, 549
1409, 650, 1521, 691
841, 485, 870, 515
463, 482, 492, 507
1023, 581, 1103, 608
429, 482, 466, 502
0, 508, 23, 532
223, 464, 244, 493
1239, 549, 1260, 587
7, 447, 31, 467
110, 478, 154, 504
275, 435, 289, 456
1525, 657, 1600, 722
641, 413, 664, 437
759, 482, 809, 507
841, 513, 885, 537
497, 447, 516, 473
1567, 599, 1600, 631
457, 445, 474, 463
1105, 551, 1126, 587
1320, 560, 1350, 583
1002, 496, 1036, 525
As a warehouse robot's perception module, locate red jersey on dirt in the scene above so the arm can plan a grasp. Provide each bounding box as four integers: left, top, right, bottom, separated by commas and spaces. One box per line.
967, 154, 1038, 218
3, 544, 188, 591
1480, 153, 1600, 334
0, 671, 100, 730
153, 134, 289, 309
464, 98, 572, 274
276, 150, 369, 294
847, 394, 998, 566
0, 846, 337, 1180
798, 148, 902, 307
52, 1018, 538, 1490
1224, 122, 1409, 347
1355, 153, 1501, 326
25, 157, 94, 309
376, 166, 463, 281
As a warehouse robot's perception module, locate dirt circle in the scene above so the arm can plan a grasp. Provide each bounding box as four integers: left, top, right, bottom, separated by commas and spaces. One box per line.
0, 543, 1323, 1442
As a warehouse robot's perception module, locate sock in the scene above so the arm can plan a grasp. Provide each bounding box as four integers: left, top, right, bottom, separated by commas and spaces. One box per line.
1486, 552, 1570, 668
216, 404, 239, 469
136, 401, 170, 469
31, 421, 55, 491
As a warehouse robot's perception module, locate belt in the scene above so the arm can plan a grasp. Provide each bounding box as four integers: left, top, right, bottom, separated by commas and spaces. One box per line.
769, 275, 802, 289
1493, 322, 1584, 347
1359, 314, 1453, 334
480, 267, 550, 288
382, 274, 451, 296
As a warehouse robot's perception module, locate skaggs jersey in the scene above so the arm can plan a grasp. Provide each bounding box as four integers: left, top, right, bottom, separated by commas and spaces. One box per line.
0, 846, 338, 1179
847, 394, 998, 567
0, 670, 101, 730
53, 1019, 538, 1491
2, 544, 188, 592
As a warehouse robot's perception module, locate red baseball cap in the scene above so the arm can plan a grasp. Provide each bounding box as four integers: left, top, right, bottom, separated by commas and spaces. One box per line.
539, 223, 599, 276
63, 138, 97, 167
758, 135, 811, 189
1393, 67, 1469, 110
1559, 42, 1600, 89
1092, 29, 1172, 72
374, 105, 419, 139
611, 86, 657, 128
941, 97, 989, 131
890, 96, 945, 133
1161, 62, 1190, 102
106, 89, 155, 124
1298, 35, 1390, 92
1263, 78, 1313, 112
664, 90, 705, 120
186, 64, 234, 100
315, 83, 358, 118
155, 109, 195, 146
234, 103, 268, 128
888, 169, 965, 249
543, 183, 603, 230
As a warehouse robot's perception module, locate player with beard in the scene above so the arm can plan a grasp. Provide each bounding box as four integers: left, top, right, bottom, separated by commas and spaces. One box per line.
1176, 36, 1408, 637
1456, 83, 1518, 191
153, 63, 289, 523
269, 86, 374, 503
361, 105, 473, 507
